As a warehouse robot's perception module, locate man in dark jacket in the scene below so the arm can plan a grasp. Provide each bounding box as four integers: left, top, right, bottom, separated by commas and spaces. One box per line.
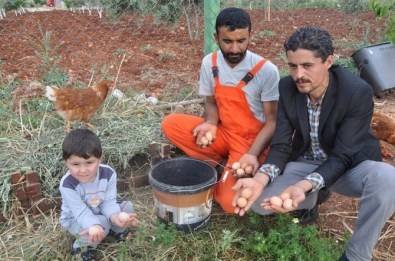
232, 27, 395, 261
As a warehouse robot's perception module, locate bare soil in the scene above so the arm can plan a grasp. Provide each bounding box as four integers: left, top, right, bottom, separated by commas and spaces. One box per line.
0, 7, 394, 259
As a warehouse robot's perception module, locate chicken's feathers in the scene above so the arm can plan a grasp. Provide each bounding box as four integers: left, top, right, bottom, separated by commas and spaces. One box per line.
45, 86, 58, 101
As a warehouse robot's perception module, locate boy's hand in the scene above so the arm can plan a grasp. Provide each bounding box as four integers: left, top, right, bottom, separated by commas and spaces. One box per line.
111, 212, 139, 228
80, 224, 105, 243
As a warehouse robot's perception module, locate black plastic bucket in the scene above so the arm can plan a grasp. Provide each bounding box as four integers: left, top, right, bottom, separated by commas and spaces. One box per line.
351, 42, 395, 95
148, 158, 217, 232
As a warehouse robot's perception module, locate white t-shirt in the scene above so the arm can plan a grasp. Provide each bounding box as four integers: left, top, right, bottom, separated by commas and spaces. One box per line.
199, 50, 280, 123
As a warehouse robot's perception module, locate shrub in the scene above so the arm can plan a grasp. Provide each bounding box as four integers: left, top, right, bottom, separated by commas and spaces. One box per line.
339, 0, 370, 14
34, 0, 46, 5
242, 214, 344, 260
4, 0, 26, 10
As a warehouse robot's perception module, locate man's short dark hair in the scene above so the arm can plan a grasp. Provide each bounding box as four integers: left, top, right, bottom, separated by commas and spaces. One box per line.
215, 7, 251, 33
284, 27, 334, 61
62, 129, 102, 160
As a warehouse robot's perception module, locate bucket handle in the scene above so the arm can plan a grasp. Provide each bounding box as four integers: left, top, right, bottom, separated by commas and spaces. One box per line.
168, 170, 229, 193
205, 188, 213, 209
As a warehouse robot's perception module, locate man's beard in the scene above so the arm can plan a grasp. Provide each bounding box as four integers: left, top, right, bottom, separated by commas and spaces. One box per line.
220, 48, 247, 65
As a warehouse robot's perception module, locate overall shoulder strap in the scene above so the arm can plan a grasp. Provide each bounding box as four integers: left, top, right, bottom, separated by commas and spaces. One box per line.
211, 52, 220, 86
237, 59, 268, 89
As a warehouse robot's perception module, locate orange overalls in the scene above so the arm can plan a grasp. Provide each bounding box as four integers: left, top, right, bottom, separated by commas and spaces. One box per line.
161, 51, 269, 213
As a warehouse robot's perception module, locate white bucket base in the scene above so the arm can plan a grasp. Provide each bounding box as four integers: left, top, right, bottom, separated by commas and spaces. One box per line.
154, 198, 213, 232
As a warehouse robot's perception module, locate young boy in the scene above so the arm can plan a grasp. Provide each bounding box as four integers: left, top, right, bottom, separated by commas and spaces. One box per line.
59, 129, 139, 260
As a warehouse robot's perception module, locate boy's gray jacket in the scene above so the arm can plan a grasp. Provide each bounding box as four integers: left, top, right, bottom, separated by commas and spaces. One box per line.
59, 164, 120, 229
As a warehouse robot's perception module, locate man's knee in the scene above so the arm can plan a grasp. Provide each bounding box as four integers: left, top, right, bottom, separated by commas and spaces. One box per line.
161, 114, 178, 134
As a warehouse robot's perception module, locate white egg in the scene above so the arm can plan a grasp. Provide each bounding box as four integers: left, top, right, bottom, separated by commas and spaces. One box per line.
89, 226, 101, 235
232, 162, 241, 170
147, 96, 158, 105
119, 212, 130, 222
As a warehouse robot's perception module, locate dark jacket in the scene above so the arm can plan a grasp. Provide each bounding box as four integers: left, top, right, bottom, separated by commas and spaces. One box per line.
265, 65, 382, 187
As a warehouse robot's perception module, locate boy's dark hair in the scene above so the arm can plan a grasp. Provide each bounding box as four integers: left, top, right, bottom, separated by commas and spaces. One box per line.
284, 27, 334, 61
62, 129, 102, 160
215, 7, 251, 33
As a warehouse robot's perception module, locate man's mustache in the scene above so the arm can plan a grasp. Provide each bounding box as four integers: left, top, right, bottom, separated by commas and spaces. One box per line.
295, 77, 311, 84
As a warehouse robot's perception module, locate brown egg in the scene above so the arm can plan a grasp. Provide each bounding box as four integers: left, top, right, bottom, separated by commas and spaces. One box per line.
280, 192, 291, 201
205, 131, 213, 142
236, 168, 245, 177
269, 196, 283, 207
232, 162, 241, 170
241, 162, 248, 169
244, 165, 253, 175
237, 197, 248, 208
283, 198, 294, 210
240, 188, 253, 199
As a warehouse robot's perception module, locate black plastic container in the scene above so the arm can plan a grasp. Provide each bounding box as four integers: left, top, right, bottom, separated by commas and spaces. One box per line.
351, 42, 395, 95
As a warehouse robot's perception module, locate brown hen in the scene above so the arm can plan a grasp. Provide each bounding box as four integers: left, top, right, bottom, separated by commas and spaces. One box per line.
371, 110, 395, 158
45, 79, 113, 133
371, 110, 395, 145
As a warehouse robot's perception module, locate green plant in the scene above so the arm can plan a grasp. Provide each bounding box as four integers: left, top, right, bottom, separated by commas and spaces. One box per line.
33, 0, 46, 5
370, 0, 395, 43
180, 85, 195, 99
268, 0, 339, 11
279, 69, 289, 78
242, 214, 343, 261
63, 0, 72, 8
117, 241, 129, 261
41, 68, 69, 86
335, 58, 358, 74
100, 64, 113, 80
339, 0, 369, 14
158, 51, 176, 61
219, 229, 243, 253
33, 29, 69, 86
4, 0, 25, 11
154, 0, 183, 23
349, 17, 360, 32
257, 30, 277, 37
0, 75, 20, 132
151, 221, 177, 248
114, 48, 126, 57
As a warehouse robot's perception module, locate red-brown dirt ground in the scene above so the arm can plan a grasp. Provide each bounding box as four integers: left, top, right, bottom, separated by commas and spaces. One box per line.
1, 6, 394, 259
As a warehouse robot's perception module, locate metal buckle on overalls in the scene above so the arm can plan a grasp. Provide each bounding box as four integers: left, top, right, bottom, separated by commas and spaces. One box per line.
242, 72, 254, 83
212, 66, 219, 78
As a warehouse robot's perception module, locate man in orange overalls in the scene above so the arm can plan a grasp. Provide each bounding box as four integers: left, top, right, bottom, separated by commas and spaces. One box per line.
161, 7, 280, 213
